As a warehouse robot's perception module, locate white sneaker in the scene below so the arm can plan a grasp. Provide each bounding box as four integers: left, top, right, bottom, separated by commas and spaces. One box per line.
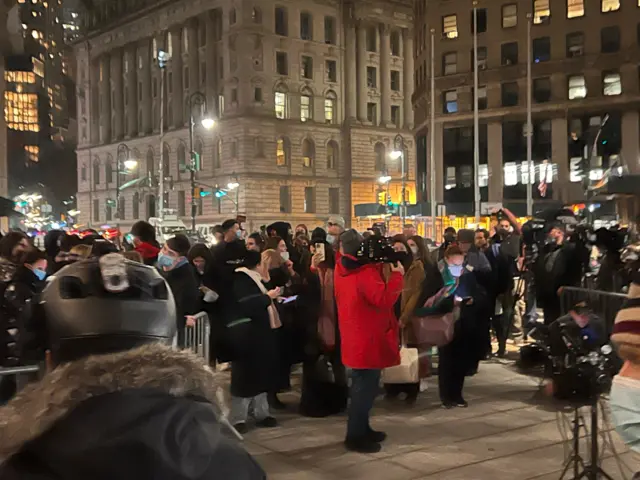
420, 379, 429, 392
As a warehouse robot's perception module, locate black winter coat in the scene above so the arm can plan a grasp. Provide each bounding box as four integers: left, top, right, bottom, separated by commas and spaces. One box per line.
0, 344, 265, 480
0, 267, 46, 367
163, 263, 200, 335
229, 271, 278, 398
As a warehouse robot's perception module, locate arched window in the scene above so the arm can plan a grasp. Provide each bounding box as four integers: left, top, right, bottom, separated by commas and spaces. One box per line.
274, 84, 288, 119
132, 192, 140, 219
166, 32, 173, 57
177, 143, 187, 174
300, 87, 313, 122
276, 137, 290, 166
146, 194, 156, 218
326, 140, 339, 170
302, 138, 315, 168
215, 138, 222, 168
252, 7, 262, 23
195, 139, 204, 171
146, 148, 155, 177
81, 164, 88, 182
324, 90, 337, 124
374, 142, 386, 171
162, 144, 170, 178
93, 160, 100, 185
105, 158, 113, 184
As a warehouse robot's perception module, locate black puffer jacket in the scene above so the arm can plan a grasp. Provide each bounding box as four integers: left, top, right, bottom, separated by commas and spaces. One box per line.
0, 344, 266, 480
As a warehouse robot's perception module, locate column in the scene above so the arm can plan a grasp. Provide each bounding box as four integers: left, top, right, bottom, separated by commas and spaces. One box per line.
487, 121, 503, 202
403, 28, 414, 129
205, 11, 217, 117
380, 24, 391, 126
90, 59, 100, 144
434, 122, 444, 203
139, 39, 152, 134
111, 48, 124, 140
171, 28, 183, 128
125, 46, 137, 138
551, 117, 572, 202
345, 22, 357, 121
622, 111, 640, 174
188, 19, 199, 97
356, 21, 368, 123
99, 54, 111, 144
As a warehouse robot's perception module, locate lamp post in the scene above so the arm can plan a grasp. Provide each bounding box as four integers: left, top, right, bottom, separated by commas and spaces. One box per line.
158, 49, 169, 220
187, 91, 214, 232
390, 134, 406, 227
116, 143, 137, 226
227, 172, 240, 216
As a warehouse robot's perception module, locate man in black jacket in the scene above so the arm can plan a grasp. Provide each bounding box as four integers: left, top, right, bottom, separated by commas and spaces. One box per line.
210, 219, 247, 314
0, 254, 265, 480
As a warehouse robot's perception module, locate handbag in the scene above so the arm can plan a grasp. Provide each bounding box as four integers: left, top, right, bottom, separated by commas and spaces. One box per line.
411, 284, 457, 347
313, 354, 335, 384
382, 343, 419, 384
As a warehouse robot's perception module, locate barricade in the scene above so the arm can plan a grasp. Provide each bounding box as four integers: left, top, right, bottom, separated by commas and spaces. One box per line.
184, 311, 211, 363
0, 365, 41, 400
559, 286, 627, 336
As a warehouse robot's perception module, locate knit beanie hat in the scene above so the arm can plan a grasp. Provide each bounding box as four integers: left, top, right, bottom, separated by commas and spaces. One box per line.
611, 281, 640, 357
340, 229, 363, 257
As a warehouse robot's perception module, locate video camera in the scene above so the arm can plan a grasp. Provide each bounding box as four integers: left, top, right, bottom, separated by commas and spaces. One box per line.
355, 234, 404, 264
520, 309, 621, 405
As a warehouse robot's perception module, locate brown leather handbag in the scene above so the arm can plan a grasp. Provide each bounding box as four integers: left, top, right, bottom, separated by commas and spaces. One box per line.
411, 285, 457, 347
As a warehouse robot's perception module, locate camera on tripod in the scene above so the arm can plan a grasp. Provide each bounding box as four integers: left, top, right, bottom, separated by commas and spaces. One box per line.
356, 234, 404, 264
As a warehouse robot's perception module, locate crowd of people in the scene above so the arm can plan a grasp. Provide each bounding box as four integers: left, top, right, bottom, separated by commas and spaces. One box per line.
0, 209, 590, 458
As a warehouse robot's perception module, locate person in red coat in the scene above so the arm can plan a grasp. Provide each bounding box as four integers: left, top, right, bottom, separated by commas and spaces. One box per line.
334, 229, 404, 453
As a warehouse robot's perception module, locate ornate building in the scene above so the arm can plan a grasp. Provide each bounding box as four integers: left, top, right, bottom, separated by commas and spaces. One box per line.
75, 0, 414, 231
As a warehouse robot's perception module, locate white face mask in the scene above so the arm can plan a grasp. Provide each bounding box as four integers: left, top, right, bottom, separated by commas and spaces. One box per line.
281, 251, 290, 262
410, 245, 419, 255
610, 376, 640, 453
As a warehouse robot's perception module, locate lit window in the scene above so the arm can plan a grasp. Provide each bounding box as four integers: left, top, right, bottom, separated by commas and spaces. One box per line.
445, 166, 456, 189
601, 0, 620, 12
567, 0, 585, 18
5, 92, 39, 132
570, 157, 583, 182
504, 163, 518, 186
276, 138, 288, 166
442, 15, 458, 39
502, 4, 517, 28
25, 145, 39, 162
300, 93, 311, 122
302, 139, 314, 167
478, 164, 489, 187
218, 93, 225, 115
568, 75, 587, 99
603, 72, 622, 96
152, 38, 158, 60
533, 0, 550, 24
275, 90, 288, 119
324, 93, 336, 124
31, 30, 38, 39
443, 90, 458, 114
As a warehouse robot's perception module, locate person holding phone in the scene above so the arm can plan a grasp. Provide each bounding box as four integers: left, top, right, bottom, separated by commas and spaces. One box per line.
415, 245, 483, 409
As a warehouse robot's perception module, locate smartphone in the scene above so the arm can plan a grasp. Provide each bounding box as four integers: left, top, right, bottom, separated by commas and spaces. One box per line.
315, 243, 326, 262
125, 233, 134, 244
455, 296, 473, 305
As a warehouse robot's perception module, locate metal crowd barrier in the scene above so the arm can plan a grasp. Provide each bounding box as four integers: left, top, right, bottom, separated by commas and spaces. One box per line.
0, 365, 41, 400
559, 286, 627, 336
184, 311, 211, 364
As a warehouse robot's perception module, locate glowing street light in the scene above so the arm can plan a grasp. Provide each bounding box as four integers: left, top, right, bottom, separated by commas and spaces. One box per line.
123, 159, 138, 171
389, 150, 403, 161
201, 117, 215, 130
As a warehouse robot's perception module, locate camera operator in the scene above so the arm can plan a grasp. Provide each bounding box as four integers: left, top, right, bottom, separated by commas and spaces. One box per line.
534, 223, 583, 325
491, 209, 526, 355
610, 280, 640, 469
334, 230, 404, 454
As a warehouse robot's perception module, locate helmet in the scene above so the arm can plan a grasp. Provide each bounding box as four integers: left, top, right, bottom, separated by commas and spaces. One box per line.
42, 253, 176, 363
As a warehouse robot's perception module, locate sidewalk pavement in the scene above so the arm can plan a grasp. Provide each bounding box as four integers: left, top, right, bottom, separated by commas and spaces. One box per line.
237, 361, 639, 479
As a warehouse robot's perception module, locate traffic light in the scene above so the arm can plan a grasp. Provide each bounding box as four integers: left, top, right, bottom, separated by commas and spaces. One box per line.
215, 189, 227, 199
193, 187, 202, 197
106, 198, 116, 208
191, 152, 201, 171
377, 191, 387, 205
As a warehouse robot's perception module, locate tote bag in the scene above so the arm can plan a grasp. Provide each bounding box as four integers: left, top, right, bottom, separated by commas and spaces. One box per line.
411, 284, 457, 347
382, 345, 419, 384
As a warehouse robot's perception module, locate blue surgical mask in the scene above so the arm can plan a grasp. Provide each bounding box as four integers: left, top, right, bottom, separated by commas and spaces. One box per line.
33, 268, 46, 281
610, 376, 640, 453
157, 254, 175, 268
236, 229, 243, 239
448, 264, 463, 277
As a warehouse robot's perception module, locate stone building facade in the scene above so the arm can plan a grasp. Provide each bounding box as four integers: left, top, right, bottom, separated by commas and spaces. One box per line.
413, 0, 640, 216
75, 0, 414, 232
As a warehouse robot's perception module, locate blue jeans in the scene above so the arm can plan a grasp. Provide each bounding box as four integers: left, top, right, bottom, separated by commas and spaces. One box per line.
347, 369, 381, 440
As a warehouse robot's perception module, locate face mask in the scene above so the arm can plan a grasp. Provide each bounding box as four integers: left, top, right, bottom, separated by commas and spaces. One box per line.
610, 377, 640, 453
33, 268, 46, 281
448, 264, 463, 277
444, 234, 456, 244
281, 251, 290, 262
326, 234, 336, 245
410, 245, 419, 255
157, 254, 175, 269
236, 229, 243, 239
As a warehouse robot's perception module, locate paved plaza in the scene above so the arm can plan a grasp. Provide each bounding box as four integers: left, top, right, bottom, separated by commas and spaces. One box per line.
236, 361, 639, 479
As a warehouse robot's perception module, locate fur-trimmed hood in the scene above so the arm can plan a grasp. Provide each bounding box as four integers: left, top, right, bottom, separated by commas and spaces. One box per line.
0, 344, 221, 459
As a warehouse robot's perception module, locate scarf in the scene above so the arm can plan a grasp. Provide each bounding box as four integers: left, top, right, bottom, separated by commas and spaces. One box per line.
236, 267, 282, 329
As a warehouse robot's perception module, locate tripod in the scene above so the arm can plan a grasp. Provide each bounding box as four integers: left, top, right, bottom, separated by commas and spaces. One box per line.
559, 400, 615, 480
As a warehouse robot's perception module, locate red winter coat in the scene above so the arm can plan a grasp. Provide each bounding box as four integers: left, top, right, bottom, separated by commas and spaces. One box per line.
334, 253, 403, 370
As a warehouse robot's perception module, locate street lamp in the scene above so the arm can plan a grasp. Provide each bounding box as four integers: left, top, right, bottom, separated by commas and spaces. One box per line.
390, 134, 407, 227
227, 172, 240, 216
188, 91, 214, 231
116, 143, 138, 227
